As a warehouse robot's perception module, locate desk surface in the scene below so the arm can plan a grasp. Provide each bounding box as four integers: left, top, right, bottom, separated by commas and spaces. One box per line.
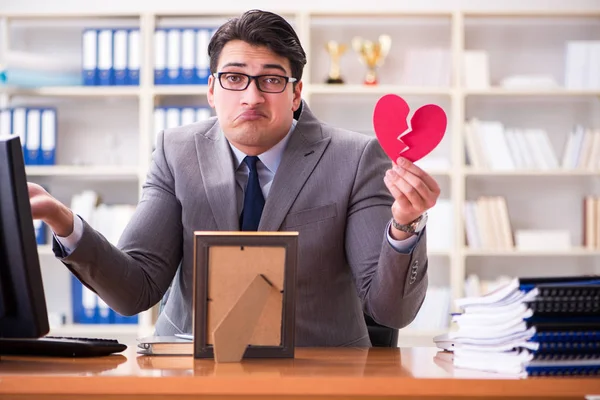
0, 347, 599, 399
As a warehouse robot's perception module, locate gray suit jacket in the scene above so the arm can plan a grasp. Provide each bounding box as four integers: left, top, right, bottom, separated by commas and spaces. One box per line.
57, 100, 428, 347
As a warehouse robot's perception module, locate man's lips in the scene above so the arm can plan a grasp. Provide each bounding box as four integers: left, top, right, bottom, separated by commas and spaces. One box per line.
236, 110, 267, 121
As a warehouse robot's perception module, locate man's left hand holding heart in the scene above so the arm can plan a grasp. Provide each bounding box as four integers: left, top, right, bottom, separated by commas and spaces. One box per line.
383, 157, 440, 241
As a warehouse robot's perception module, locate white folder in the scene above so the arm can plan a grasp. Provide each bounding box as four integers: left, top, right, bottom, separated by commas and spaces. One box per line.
97, 29, 114, 85
11, 107, 27, 156
181, 107, 195, 126
127, 29, 141, 85
587, 42, 600, 89
153, 108, 166, 148
167, 29, 181, 83
195, 28, 211, 83
196, 107, 211, 121
113, 29, 128, 85
166, 107, 180, 129
41, 108, 57, 165
0, 109, 11, 137
82, 29, 98, 85
181, 28, 195, 84
154, 29, 167, 84
26, 108, 41, 165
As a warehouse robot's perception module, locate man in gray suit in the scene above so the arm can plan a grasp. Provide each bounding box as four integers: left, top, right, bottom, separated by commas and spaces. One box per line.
29, 9, 440, 346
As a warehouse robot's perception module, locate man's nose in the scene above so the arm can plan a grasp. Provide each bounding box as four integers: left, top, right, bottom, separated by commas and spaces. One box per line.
241, 78, 265, 105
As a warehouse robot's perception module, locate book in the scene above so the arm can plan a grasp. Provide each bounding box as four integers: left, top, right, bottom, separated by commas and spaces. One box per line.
137, 336, 193, 356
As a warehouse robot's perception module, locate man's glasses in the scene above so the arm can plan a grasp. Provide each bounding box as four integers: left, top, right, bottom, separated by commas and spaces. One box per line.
214, 72, 297, 93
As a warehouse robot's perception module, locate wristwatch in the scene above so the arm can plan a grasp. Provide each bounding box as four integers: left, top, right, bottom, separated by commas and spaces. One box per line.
392, 212, 428, 234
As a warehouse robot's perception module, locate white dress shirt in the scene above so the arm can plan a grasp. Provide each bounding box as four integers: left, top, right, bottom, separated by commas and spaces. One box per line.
56, 120, 418, 254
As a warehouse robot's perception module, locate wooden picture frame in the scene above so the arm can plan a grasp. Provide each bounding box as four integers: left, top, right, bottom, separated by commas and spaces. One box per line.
193, 232, 298, 361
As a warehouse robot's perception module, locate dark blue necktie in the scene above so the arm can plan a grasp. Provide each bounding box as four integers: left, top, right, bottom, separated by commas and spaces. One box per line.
240, 156, 265, 231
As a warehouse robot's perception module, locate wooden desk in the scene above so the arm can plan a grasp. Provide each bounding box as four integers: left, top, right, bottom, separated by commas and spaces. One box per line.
0, 347, 598, 399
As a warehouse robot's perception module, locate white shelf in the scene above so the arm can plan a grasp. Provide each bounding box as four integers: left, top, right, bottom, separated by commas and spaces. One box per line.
152, 85, 210, 96
398, 329, 447, 338
49, 323, 141, 337
26, 165, 140, 179
38, 245, 53, 256
463, 10, 600, 18
464, 169, 600, 177
423, 169, 452, 177
309, 10, 453, 18
464, 248, 600, 257
2, 86, 141, 97
428, 250, 452, 257
464, 88, 600, 97
309, 84, 453, 96
2, 11, 142, 19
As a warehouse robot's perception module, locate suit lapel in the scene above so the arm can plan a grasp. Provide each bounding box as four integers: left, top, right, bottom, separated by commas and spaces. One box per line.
259, 102, 331, 231
195, 121, 239, 231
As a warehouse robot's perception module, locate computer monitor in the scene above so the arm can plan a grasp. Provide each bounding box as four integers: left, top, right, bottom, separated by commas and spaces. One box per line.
0, 135, 49, 339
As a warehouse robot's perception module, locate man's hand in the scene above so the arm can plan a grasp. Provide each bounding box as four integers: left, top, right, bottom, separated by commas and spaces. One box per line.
28, 182, 74, 237
383, 157, 440, 241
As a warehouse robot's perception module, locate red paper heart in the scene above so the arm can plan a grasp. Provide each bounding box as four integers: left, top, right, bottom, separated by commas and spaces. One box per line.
373, 94, 447, 163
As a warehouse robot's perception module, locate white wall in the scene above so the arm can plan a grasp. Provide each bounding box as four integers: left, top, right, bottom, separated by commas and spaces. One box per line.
1, 0, 600, 14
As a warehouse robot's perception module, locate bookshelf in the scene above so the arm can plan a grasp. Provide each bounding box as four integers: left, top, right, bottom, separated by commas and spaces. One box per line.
1, 8, 599, 344
0, 86, 141, 96
25, 165, 140, 178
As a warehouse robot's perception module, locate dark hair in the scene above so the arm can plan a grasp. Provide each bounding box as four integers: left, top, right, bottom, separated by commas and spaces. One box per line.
208, 10, 307, 82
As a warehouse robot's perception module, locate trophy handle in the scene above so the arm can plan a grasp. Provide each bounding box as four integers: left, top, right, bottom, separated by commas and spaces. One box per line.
377, 35, 392, 66
351, 36, 366, 64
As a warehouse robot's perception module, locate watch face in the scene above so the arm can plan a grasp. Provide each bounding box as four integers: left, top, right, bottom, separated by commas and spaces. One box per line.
414, 213, 428, 232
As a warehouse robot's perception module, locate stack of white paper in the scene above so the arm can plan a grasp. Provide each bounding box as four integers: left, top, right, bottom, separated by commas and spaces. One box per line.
434, 276, 600, 377
434, 278, 539, 376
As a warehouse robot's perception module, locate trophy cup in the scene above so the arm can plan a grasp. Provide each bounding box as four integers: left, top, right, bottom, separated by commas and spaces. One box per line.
352, 34, 392, 85
324, 41, 347, 84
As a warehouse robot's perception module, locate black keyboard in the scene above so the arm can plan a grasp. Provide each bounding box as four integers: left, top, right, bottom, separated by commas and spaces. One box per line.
0, 336, 127, 357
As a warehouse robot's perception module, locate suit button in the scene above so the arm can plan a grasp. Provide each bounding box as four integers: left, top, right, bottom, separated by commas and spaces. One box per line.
409, 260, 418, 284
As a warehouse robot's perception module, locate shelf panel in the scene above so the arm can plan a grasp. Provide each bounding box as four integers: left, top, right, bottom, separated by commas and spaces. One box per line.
424, 169, 452, 177
1, 12, 142, 19
38, 245, 53, 256
152, 85, 210, 96
464, 88, 600, 97
428, 250, 452, 257
463, 11, 600, 18
309, 84, 453, 96
309, 10, 453, 18
397, 329, 447, 338
26, 165, 140, 179
2, 86, 141, 97
49, 323, 141, 337
464, 169, 600, 177
464, 247, 600, 256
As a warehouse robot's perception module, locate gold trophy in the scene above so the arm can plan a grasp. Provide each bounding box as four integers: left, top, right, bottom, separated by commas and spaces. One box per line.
324, 41, 347, 84
352, 34, 392, 85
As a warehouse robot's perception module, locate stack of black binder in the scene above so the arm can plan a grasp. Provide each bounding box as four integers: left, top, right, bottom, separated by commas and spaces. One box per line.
434, 275, 600, 377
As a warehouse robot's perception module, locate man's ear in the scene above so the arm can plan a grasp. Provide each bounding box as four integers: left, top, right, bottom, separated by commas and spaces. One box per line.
292, 81, 303, 111
207, 75, 215, 108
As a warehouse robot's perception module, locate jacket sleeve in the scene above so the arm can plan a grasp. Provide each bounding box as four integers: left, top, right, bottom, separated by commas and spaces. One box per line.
54, 130, 183, 316
345, 137, 428, 329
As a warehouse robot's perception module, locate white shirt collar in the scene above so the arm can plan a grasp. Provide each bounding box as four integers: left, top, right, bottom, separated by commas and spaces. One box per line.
229, 119, 297, 174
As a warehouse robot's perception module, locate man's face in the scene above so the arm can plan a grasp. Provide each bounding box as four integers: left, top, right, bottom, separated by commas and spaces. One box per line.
207, 40, 303, 156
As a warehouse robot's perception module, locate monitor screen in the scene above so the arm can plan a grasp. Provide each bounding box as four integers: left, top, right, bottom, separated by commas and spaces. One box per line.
0, 135, 49, 338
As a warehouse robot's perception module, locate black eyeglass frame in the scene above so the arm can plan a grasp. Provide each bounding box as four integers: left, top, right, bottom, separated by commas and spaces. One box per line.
213, 72, 298, 93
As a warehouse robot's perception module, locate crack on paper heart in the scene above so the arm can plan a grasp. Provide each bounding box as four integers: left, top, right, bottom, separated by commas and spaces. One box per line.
396, 115, 414, 154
